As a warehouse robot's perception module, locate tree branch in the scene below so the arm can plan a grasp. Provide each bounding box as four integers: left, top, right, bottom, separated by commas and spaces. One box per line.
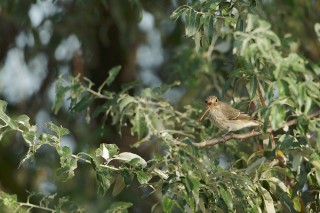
175, 110, 320, 148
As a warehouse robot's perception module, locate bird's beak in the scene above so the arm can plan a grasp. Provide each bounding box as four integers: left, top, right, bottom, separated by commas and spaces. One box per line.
199, 106, 211, 121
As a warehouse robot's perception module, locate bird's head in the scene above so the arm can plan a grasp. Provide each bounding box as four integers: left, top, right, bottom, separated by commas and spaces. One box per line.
200, 96, 219, 121
205, 96, 219, 108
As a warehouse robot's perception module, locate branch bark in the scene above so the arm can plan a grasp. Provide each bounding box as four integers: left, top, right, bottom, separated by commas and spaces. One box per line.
175, 109, 320, 148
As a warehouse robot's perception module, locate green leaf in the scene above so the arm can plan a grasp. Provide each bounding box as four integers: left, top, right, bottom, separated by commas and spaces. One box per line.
152, 82, 180, 96
16, 115, 31, 128
219, 186, 233, 210
47, 122, 69, 138
236, 16, 244, 31
0, 129, 10, 141
106, 202, 133, 213
136, 171, 151, 185
267, 177, 288, 193
112, 175, 126, 197
0, 192, 18, 209
163, 196, 178, 213
262, 108, 270, 133
257, 185, 276, 213
92, 160, 111, 196
71, 97, 93, 112
22, 130, 37, 146
297, 84, 306, 108
121, 81, 140, 92
170, 6, 187, 21
56, 146, 78, 181
276, 191, 296, 213
292, 196, 301, 212
203, 14, 214, 46
98, 66, 121, 93
52, 82, 71, 114
185, 9, 201, 37
304, 96, 312, 114
113, 152, 147, 168
277, 79, 289, 97
270, 105, 285, 130
130, 106, 148, 140
96, 143, 119, 161
245, 157, 265, 174
119, 96, 137, 112
297, 115, 309, 134
275, 98, 296, 108
249, 77, 257, 99
306, 82, 320, 99
285, 53, 306, 72
292, 152, 302, 172
293, 172, 307, 196
0, 100, 18, 130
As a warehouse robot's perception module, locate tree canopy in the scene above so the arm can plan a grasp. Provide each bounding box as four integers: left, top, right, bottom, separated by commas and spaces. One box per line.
0, 0, 320, 212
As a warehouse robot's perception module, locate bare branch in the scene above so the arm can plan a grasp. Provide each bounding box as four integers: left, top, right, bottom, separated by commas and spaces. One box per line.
175, 109, 320, 148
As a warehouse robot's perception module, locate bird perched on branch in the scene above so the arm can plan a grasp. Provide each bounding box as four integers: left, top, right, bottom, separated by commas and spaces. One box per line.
200, 96, 260, 136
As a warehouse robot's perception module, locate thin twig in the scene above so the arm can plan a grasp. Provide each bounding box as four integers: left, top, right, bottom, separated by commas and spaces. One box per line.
175, 110, 320, 148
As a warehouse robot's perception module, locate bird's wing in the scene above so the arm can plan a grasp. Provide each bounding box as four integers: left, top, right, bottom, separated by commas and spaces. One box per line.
220, 102, 251, 120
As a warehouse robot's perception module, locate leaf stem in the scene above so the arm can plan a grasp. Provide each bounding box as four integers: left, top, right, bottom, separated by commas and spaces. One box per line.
18, 202, 55, 212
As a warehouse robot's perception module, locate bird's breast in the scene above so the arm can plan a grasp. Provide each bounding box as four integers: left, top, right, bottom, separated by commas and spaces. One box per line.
208, 108, 229, 130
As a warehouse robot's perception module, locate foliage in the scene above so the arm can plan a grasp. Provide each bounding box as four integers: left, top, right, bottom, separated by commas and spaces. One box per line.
0, 191, 83, 212
1, 0, 320, 212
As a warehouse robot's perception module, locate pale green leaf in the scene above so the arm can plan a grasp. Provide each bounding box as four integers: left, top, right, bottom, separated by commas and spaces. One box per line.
270, 105, 285, 130
249, 77, 257, 99
56, 146, 77, 181
106, 202, 133, 213
219, 187, 233, 210
170, 6, 188, 21
245, 157, 265, 174
0, 100, 18, 130
293, 196, 301, 212
267, 177, 288, 193
47, 122, 69, 138
136, 170, 151, 185
258, 185, 276, 213
163, 196, 178, 213
98, 66, 121, 93
185, 9, 201, 37
16, 115, 31, 128
119, 96, 137, 112
96, 144, 119, 161
113, 152, 147, 168
292, 152, 302, 174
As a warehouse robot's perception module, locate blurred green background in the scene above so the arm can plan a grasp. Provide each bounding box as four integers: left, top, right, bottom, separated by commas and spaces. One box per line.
0, 0, 320, 212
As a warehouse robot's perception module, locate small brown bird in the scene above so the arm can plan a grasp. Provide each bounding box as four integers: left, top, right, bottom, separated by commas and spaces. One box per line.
200, 96, 260, 136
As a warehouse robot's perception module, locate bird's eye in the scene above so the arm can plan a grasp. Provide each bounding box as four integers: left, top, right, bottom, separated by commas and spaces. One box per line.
215, 99, 218, 102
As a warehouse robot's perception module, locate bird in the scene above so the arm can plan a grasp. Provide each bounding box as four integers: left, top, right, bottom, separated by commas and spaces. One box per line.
199, 96, 260, 136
